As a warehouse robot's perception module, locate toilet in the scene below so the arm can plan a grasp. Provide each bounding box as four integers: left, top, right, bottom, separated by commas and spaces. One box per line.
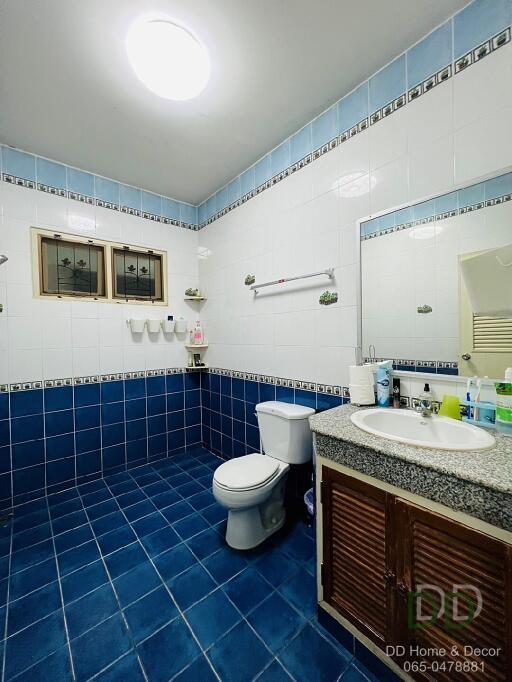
212, 401, 315, 550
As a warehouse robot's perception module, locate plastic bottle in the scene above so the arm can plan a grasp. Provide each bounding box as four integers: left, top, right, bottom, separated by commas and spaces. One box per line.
376, 361, 392, 407
495, 368, 512, 437
193, 321, 204, 345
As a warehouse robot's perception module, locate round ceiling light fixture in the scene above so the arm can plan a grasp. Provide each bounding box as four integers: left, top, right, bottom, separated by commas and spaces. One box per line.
126, 19, 210, 100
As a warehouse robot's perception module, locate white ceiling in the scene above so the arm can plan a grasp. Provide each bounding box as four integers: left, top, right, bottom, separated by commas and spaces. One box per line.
0, 0, 468, 205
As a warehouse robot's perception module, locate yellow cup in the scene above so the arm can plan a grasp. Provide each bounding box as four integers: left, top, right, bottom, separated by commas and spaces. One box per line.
439, 395, 461, 420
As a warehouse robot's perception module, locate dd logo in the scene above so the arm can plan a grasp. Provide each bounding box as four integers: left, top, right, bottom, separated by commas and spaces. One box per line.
408, 584, 483, 630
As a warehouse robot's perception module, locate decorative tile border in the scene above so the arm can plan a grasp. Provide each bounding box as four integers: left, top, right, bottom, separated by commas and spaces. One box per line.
0, 367, 188, 394
363, 358, 459, 375
360, 172, 512, 241
198, 23, 511, 229
207, 366, 350, 399
0, 146, 199, 232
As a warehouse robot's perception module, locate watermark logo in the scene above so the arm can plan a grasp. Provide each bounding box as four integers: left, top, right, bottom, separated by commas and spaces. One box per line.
408, 584, 482, 630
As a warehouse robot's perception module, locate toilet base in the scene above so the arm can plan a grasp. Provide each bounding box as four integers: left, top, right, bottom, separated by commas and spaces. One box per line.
226, 506, 286, 550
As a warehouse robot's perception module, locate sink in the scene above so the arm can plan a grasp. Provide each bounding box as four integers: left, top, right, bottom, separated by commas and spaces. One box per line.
350, 408, 495, 451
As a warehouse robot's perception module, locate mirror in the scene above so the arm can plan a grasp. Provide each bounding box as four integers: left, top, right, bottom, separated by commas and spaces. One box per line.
360, 173, 512, 380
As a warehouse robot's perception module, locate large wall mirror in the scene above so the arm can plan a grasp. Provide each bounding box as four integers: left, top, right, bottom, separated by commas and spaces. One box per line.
360, 172, 512, 380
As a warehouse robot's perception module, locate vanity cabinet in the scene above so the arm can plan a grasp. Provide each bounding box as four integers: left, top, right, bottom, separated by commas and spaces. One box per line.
321, 466, 512, 681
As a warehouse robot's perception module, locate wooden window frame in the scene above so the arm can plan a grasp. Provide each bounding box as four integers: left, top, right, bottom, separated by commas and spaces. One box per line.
31, 227, 168, 306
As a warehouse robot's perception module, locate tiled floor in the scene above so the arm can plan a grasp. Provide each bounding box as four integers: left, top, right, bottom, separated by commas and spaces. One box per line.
0, 447, 377, 681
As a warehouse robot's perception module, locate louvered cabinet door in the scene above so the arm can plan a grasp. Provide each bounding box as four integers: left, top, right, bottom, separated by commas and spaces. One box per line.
397, 500, 512, 682
321, 467, 397, 648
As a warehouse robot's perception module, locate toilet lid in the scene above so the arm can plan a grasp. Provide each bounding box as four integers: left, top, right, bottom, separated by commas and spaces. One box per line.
214, 454, 280, 491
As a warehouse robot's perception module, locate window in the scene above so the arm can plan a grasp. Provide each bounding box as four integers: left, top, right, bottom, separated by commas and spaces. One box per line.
112, 247, 163, 301
32, 228, 167, 304
38, 234, 106, 298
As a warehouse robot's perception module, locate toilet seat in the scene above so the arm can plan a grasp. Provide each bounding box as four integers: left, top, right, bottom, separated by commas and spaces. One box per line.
214, 453, 280, 492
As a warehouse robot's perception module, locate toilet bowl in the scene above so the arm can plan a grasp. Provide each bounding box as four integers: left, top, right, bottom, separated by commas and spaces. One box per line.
212, 401, 315, 550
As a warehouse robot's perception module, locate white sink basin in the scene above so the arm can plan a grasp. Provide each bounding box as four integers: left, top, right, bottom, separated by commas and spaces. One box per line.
350, 408, 495, 451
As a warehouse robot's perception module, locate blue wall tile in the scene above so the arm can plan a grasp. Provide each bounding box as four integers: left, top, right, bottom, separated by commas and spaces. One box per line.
45, 410, 74, 437
95, 177, 119, 205
74, 384, 100, 408
255, 156, 271, 188
11, 390, 43, 418
11, 415, 44, 443
312, 105, 338, 149
2, 148, 36, 181
181, 203, 197, 226
485, 172, 512, 200
141, 191, 162, 216
76, 406, 101, 430
162, 197, 181, 221
215, 187, 228, 214
407, 20, 453, 87
435, 191, 458, 214
458, 182, 485, 208
227, 177, 241, 205
369, 55, 406, 112
12, 440, 44, 469
240, 167, 255, 196
0, 395, 9, 421
270, 141, 291, 176
67, 168, 94, 197
101, 381, 124, 404
290, 125, 312, 164
338, 83, 369, 133
44, 387, 73, 413
454, 0, 511, 58
198, 202, 207, 225
205, 195, 216, 220
120, 185, 141, 211
36, 158, 67, 190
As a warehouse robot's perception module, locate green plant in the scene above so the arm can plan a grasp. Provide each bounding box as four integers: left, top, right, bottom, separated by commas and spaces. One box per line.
244, 274, 256, 286
319, 291, 338, 305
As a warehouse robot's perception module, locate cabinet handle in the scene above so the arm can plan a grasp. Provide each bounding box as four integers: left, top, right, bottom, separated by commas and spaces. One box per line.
384, 570, 396, 586
396, 582, 409, 599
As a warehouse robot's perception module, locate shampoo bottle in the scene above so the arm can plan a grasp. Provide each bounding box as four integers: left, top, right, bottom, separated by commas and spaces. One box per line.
376, 361, 392, 407
193, 321, 204, 345
495, 368, 512, 437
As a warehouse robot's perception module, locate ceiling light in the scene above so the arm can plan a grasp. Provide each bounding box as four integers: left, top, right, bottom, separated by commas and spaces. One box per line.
126, 20, 210, 100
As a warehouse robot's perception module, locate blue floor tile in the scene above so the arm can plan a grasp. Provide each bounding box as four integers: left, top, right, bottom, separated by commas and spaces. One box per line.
151, 489, 181, 510
71, 612, 132, 682
7, 580, 62, 635
54, 524, 94, 554
124, 500, 156, 522
168, 563, 216, 610
278, 624, 351, 682
140, 526, 181, 557
248, 592, 305, 654
153, 543, 196, 583
10, 539, 54, 574
172, 510, 209, 540
124, 585, 178, 643
186, 527, 225, 560
137, 616, 201, 682
97, 525, 137, 555
256, 659, 293, 681
91, 511, 127, 536
113, 561, 162, 609
186, 588, 241, 649
5, 609, 67, 679
9, 557, 58, 601
203, 547, 248, 584
201, 503, 228, 525
12, 522, 52, 552
161, 500, 195, 524
58, 539, 101, 576
61, 560, 109, 603
278, 567, 317, 618
12, 645, 73, 682
207, 620, 272, 682
104, 542, 147, 579
223, 566, 273, 615
255, 549, 300, 587
280, 526, 315, 562
131, 512, 168, 537
173, 654, 218, 682
342, 664, 374, 682
95, 651, 146, 681
65, 582, 119, 639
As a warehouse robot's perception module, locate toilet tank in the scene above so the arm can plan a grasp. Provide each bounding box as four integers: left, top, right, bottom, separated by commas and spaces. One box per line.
256, 401, 315, 464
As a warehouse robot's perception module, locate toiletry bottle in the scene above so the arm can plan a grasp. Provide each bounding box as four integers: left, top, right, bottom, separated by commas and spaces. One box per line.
376, 361, 392, 407
392, 378, 401, 408
418, 383, 433, 416
193, 321, 204, 345
495, 368, 512, 437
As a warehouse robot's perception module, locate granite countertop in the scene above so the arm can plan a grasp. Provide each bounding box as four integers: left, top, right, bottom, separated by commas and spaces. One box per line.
309, 404, 512, 531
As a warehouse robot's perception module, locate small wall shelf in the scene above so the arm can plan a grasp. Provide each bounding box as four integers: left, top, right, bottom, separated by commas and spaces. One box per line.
186, 365, 208, 371
184, 296, 207, 301
185, 343, 209, 349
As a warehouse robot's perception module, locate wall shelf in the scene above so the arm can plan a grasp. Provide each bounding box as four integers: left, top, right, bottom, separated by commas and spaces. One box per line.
185, 343, 208, 349
186, 365, 208, 371
184, 296, 207, 301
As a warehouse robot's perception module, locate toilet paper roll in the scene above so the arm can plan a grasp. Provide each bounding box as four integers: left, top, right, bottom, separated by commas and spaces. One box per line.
349, 365, 374, 386
349, 384, 375, 406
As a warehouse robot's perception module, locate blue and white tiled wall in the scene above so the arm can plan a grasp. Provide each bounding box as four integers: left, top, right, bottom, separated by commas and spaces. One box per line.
201, 369, 347, 460
361, 171, 512, 240
0, 372, 203, 510
197, 0, 512, 226
0, 146, 199, 230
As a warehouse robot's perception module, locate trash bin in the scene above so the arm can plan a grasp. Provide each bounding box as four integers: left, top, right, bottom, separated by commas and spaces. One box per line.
304, 487, 314, 517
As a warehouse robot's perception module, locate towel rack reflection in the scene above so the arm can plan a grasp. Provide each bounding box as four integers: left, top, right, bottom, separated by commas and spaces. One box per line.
250, 268, 334, 294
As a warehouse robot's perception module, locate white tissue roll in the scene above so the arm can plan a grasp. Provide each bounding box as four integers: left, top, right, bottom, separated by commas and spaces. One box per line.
349, 365, 374, 386
349, 384, 375, 406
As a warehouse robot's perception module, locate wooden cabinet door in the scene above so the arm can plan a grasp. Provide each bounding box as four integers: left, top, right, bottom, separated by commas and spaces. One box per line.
396, 499, 512, 681
321, 466, 398, 648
